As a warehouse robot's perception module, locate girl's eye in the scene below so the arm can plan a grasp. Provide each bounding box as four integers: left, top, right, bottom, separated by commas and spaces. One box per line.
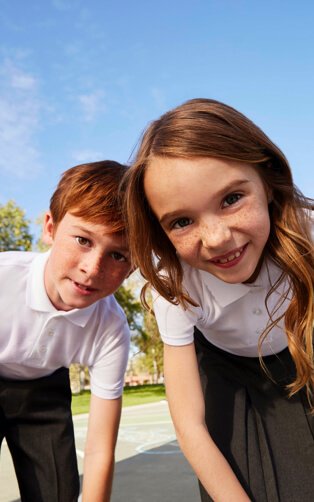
111, 252, 127, 262
76, 236, 91, 247
222, 193, 242, 207
172, 217, 192, 229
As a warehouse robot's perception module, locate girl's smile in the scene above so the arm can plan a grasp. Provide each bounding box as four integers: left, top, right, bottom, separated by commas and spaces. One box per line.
208, 243, 248, 268
144, 156, 271, 284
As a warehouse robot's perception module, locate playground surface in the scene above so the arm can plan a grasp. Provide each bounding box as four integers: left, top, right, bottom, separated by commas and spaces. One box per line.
0, 400, 199, 502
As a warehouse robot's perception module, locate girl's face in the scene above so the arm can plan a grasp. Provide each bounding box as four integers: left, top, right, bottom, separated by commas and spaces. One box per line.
144, 156, 271, 284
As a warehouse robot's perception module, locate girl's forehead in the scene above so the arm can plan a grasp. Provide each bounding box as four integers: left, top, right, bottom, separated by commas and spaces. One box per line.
145, 156, 262, 182
143, 157, 267, 213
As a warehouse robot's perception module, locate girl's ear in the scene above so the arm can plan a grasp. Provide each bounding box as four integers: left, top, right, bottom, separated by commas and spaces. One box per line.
42, 212, 55, 245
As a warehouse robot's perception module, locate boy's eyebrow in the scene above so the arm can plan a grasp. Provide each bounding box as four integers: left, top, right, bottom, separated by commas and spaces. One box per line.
72, 225, 98, 236
159, 178, 250, 224
72, 225, 129, 250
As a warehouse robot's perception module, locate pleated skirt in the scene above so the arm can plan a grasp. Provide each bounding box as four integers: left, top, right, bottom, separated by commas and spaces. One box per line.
194, 328, 314, 502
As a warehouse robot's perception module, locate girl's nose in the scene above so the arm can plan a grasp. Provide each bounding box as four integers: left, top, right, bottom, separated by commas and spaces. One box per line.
199, 218, 232, 249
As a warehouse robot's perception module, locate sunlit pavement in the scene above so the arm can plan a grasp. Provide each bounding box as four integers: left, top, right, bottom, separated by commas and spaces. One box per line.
0, 401, 199, 502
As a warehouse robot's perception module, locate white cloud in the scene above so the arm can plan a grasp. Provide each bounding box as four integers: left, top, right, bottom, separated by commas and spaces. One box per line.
71, 149, 104, 164
78, 90, 106, 122
0, 59, 42, 178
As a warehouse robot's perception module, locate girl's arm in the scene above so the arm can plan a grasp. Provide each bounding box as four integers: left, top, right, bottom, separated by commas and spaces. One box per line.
164, 343, 251, 502
82, 395, 121, 502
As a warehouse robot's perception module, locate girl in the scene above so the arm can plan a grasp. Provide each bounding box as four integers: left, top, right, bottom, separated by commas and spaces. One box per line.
124, 99, 314, 502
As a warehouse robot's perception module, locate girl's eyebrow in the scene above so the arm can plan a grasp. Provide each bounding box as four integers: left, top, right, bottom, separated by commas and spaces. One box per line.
160, 211, 185, 225
159, 179, 250, 225
214, 178, 250, 198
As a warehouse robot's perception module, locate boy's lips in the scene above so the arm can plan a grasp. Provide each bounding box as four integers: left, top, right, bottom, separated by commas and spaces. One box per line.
72, 280, 97, 293
209, 244, 248, 266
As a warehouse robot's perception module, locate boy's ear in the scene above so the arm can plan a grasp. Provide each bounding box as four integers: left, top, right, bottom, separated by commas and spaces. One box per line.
42, 212, 55, 245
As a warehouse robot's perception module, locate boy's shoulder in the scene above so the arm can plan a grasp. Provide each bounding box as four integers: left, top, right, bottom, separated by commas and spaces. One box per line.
0, 250, 39, 268
96, 293, 128, 324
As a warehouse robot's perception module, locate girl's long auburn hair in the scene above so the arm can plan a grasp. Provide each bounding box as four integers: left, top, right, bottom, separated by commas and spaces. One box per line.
124, 98, 314, 408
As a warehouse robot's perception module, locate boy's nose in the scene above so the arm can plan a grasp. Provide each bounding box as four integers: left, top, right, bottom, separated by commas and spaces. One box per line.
199, 218, 232, 249
80, 253, 105, 277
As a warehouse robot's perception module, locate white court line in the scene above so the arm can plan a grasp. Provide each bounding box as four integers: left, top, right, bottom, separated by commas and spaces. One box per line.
135, 438, 179, 455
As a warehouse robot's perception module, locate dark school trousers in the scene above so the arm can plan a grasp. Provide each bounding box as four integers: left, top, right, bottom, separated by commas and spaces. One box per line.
194, 328, 314, 502
0, 367, 80, 502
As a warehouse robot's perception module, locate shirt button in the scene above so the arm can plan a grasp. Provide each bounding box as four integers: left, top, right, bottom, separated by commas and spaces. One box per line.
39, 345, 47, 354
47, 330, 54, 336
253, 308, 262, 315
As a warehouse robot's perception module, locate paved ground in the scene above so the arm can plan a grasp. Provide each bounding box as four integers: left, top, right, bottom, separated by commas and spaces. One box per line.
0, 401, 199, 501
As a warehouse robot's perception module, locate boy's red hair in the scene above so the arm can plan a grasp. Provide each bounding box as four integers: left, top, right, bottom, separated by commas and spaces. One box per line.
50, 160, 127, 232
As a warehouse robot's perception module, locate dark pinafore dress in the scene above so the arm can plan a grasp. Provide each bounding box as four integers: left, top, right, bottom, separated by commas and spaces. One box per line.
194, 328, 314, 502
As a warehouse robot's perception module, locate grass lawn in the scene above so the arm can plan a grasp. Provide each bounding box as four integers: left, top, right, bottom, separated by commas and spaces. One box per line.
71, 384, 166, 415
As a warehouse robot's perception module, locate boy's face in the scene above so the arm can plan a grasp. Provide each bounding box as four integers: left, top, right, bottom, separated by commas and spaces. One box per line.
43, 212, 132, 311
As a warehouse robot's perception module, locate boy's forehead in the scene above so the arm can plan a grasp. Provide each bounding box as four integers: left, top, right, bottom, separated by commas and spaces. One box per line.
63, 212, 127, 236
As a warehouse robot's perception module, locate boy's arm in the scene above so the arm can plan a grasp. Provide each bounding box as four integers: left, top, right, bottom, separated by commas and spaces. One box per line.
82, 394, 122, 502
164, 343, 251, 502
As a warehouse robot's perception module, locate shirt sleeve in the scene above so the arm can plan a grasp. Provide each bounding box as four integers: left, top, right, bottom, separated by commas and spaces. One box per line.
89, 317, 130, 399
152, 290, 201, 346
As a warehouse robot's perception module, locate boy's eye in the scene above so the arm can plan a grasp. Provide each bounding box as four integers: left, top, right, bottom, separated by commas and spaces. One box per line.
110, 251, 127, 262
222, 193, 242, 207
76, 236, 91, 247
172, 217, 192, 229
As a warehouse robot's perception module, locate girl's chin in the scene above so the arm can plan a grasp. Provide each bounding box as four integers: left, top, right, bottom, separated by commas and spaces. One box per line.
208, 265, 259, 285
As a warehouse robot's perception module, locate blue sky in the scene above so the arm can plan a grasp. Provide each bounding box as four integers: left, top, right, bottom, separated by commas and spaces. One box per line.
1, 0, 313, 239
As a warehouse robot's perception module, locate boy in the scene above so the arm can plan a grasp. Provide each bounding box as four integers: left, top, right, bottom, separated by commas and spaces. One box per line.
0, 161, 133, 501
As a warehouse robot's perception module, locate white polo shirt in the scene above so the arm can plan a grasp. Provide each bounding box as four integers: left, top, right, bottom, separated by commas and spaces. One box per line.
152, 258, 291, 357
153, 211, 313, 357
0, 251, 130, 399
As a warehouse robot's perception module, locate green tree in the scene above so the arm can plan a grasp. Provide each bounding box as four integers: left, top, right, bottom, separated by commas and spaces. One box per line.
0, 200, 33, 251
131, 288, 164, 381
115, 284, 143, 333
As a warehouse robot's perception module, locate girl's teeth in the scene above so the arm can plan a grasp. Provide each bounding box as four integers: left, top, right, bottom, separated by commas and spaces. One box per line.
217, 248, 242, 264
219, 258, 228, 264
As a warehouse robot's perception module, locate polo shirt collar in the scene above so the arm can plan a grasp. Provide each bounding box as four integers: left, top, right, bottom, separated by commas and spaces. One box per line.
26, 251, 97, 327
194, 259, 279, 308
199, 270, 250, 307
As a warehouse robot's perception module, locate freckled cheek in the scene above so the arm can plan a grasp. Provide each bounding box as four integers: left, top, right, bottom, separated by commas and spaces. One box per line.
171, 233, 199, 259
237, 206, 270, 241
104, 268, 131, 287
